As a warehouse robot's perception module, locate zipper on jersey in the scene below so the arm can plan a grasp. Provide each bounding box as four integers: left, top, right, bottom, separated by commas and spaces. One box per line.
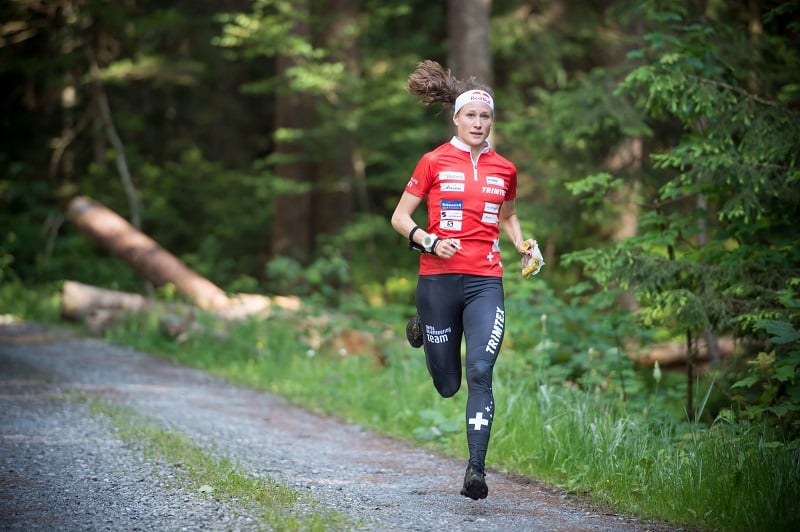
471, 152, 480, 181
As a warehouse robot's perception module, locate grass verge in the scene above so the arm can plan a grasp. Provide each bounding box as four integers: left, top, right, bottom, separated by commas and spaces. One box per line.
87, 398, 356, 531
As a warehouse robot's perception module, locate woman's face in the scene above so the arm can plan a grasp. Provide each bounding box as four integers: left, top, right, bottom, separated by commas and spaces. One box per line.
453, 102, 493, 149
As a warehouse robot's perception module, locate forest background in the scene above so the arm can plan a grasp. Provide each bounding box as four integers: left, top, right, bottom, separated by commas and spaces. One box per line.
2, 0, 799, 529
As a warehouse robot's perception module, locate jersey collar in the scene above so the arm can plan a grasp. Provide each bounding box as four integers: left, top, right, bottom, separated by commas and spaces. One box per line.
449, 136, 491, 155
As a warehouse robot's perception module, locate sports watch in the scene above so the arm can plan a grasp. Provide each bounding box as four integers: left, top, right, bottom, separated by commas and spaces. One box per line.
422, 233, 439, 254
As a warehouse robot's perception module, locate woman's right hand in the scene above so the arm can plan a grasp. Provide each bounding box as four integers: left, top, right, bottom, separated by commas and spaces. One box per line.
518, 238, 537, 256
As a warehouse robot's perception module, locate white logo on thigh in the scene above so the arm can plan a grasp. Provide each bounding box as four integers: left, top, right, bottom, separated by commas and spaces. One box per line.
469, 412, 490, 431
425, 324, 452, 344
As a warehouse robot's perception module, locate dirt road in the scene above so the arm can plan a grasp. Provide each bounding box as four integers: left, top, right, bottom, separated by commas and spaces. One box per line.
0, 321, 669, 531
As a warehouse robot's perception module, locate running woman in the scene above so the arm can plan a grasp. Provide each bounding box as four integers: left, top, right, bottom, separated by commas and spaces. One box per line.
391, 60, 538, 500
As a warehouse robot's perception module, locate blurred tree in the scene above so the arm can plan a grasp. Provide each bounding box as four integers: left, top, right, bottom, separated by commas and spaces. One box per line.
565, 0, 800, 433
271, 0, 317, 259
448, 0, 493, 83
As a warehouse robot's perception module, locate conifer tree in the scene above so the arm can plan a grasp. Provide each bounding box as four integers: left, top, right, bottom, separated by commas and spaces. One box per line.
566, 1, 800, 436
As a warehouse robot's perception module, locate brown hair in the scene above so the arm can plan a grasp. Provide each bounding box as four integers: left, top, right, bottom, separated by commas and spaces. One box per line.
407, 60, 493, 111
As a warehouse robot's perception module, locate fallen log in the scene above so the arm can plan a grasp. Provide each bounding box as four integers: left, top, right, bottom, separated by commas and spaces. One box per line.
67, 196, 230, 311
631, 337, 736, 368
62, 280, 179, 335
61, 280, 302, 334
61, 280, 151, 321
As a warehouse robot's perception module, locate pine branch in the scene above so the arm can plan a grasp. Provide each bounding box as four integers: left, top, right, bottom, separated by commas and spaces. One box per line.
688, 73, 798, 113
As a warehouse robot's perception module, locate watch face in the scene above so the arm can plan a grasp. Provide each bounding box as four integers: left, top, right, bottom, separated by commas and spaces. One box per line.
422, 234, 435, 250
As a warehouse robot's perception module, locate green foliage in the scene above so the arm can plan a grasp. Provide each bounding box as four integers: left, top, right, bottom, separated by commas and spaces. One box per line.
0, 163, 133, 287
503, 279, 652, 403
263, 244, 350, 306
0, 281, 63, 323
565, 2, 800, 438
107, 147, 278, 289
728, 317, 800, 433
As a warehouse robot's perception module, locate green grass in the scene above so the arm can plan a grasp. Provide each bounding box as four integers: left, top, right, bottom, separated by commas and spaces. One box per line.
490, 376, 800, 529
87, 399, 356, 531
0, 280, 63, 322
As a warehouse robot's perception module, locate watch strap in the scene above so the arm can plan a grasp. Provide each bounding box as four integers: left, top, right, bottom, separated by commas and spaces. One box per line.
431, 237, 442, 255
408, 225, 425, 253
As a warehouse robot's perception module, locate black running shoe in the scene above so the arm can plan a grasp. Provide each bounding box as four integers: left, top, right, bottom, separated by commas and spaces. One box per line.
460, 463, 488, 500
405, 314, 423, 348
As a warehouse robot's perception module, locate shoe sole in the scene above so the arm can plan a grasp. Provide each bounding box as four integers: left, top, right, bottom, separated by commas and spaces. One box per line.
406, 317, 423, 348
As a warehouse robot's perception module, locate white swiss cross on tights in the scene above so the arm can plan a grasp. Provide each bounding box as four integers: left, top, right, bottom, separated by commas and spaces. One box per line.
469, 412, 489, 431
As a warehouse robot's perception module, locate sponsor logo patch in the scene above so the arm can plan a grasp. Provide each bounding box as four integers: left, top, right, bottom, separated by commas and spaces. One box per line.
441, 210, 463, 220
481, 186, 505, 196
441, 183, 465, 192
440, 219, 462, 231
486, 176, 504, 186
485, 307, 505, 356
425, 324, 453, 344
439, 171, 465, 181
470, 91, 493, 106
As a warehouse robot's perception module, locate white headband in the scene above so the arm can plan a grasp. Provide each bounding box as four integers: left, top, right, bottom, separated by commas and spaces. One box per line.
453, 90, 494, 116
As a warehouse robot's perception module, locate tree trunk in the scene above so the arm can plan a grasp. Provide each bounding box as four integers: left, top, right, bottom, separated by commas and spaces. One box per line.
605, 137, 642, 312
447, 0, 493, 83
271, 0, 316, 260
447, 0, 492, 146
603, 7, 646, 313
318, 0, 358, 237
66, 196, 231, 311
695, 191, 721, 367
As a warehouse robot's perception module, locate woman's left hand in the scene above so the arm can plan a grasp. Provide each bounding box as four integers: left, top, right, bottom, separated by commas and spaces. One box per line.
434, 238, 461, 259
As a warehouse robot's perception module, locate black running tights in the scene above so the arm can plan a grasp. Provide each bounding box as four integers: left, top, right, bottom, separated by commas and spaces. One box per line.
415, 274, 505, 468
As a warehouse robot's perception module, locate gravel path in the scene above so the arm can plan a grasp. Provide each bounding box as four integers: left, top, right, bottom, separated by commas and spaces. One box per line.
0, 322, 670, 531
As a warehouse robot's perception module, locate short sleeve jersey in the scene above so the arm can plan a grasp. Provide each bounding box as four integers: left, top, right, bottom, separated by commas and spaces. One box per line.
405, 137, 517, 277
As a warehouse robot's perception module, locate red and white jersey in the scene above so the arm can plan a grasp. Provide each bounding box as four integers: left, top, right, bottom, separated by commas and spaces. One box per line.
405, 137, 517, 277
